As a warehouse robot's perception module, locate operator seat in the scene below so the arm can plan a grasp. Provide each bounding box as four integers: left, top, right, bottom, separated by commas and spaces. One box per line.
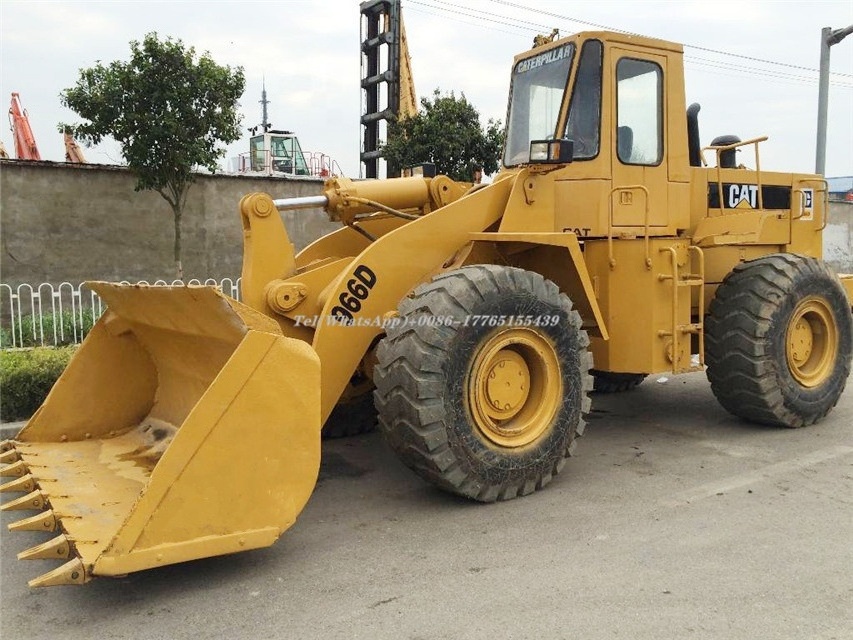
617, 126, 633, 163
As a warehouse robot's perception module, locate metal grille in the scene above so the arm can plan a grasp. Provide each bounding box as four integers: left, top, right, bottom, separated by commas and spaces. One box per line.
0, 279, 241, 348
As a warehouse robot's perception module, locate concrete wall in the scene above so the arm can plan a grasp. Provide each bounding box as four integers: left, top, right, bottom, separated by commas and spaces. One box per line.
1, 160, 852, 285
0, 159, 339, 285
825, 202, 853, 274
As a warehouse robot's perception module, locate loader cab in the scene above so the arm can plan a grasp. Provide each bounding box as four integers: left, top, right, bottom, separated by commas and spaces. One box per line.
501, 31, 691, 236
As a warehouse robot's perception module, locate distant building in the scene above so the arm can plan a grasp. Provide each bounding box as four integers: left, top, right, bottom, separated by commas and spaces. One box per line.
827, 176, 853, 202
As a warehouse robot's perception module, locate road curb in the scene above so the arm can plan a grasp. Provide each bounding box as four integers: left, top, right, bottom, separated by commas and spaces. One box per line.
0, 423, 26, 440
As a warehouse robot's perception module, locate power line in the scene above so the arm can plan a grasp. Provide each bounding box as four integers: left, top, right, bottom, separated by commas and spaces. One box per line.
405, 4, 527, 38
406, 0, 851, 89
684, 56, 853, 88
685, 57, 853, 89
404, 0, 853, 87
406, 0, 549, 36
487, 0, 853, 79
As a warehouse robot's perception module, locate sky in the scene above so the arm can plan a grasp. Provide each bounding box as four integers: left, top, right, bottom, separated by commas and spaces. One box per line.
1, 0, 851, 178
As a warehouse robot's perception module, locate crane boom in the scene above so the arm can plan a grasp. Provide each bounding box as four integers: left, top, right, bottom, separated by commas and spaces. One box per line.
9, 92, 41, 160
398, 18, 418, 120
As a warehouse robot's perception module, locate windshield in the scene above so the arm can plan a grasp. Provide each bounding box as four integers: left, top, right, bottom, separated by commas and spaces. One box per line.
565, 40, 603, 159
503, 43, 574, 166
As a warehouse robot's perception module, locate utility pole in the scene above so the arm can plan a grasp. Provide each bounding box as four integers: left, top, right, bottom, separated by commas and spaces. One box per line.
815, 24, 853, 175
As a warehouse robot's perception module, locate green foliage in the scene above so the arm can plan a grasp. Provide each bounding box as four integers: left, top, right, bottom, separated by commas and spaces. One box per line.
382, 89, 505, 182
0, 347, 76, 422
0, 309, 96, 349
59, 32, 246, 278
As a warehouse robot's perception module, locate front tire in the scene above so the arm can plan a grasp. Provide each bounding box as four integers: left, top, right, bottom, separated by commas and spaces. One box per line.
373, 265, 593, 502
705, 254, 852, 428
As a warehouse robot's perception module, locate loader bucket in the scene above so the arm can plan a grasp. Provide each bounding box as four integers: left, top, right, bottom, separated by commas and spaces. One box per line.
1, 283, 321, 587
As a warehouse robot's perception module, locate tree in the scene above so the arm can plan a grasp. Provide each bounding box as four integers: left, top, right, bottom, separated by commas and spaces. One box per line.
59, 33, 246, 279
382, 89, 504, 182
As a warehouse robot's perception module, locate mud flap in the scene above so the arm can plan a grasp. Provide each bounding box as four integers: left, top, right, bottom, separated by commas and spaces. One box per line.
1, 283, 321, 586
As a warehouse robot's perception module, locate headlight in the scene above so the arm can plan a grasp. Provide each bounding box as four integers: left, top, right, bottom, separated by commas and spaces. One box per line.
528, 139, 573, 164
529, 141, 550, 162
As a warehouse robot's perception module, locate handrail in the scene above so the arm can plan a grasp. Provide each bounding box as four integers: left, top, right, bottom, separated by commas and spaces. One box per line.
787, 178, 829, 244
690, 246, 705, 368
237, 149, 344, 179
702, 136, 768, 212
657, 245, 705, 374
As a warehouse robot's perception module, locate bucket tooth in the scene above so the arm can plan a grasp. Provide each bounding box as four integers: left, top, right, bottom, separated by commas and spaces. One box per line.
0, 440, 14, 452
18, 534, 72, 560
8, 510, 56, 532
0, 474, 36, 494
0, 449, 20, 464
0, 490, 46, 511
1, 460, 28, 477
29, 558, 88, 588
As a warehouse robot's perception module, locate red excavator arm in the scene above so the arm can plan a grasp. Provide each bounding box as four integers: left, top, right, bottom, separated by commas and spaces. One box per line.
9, 92, 41, 160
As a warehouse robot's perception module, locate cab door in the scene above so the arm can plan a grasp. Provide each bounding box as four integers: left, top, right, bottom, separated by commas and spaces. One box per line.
610, 49, 669, 228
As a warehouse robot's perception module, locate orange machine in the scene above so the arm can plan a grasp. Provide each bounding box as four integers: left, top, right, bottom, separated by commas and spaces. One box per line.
9, 92, 41, 160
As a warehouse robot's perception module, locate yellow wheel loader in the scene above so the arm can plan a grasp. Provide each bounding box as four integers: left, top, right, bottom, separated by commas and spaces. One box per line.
3, 30, 852, 587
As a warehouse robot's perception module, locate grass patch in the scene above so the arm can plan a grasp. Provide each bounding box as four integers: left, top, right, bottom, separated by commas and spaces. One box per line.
0, 346, 76, 422
0, 308, 96, 348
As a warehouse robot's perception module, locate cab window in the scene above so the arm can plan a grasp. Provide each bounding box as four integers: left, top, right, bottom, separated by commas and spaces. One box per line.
503, 44, 574, 166
616, 58, 663, 165
565, 40, 602, 160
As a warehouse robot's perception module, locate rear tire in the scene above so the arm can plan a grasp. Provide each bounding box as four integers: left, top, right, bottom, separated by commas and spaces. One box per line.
592, 371, 647, 393
705, 254, 852, 428
373, 265, 593, 502
321, 392, 377, 439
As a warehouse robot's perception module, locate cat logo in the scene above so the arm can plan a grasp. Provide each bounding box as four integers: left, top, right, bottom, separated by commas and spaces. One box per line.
728, 184, 758, 209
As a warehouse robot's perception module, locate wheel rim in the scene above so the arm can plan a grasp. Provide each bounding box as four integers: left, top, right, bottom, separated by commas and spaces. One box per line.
466, 328, 562, 448
785, 297, 838, 388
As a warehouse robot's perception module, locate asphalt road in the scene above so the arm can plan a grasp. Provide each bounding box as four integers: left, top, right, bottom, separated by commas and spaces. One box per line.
2, 371, 851, 640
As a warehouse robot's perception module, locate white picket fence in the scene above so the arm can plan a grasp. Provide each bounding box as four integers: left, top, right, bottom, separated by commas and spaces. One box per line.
0, 279, 242, 349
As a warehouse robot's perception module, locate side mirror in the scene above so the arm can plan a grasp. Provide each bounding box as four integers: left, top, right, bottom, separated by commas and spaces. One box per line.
529, 138, 573, 164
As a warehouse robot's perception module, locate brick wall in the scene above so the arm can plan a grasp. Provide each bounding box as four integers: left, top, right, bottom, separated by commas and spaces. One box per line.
0, 159, 339, 285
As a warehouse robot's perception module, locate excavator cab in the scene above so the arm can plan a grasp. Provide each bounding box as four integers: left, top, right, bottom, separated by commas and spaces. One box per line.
249, 130, 310, 175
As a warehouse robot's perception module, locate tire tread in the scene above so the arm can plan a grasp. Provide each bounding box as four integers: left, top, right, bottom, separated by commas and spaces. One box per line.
374, 265, 592, 501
